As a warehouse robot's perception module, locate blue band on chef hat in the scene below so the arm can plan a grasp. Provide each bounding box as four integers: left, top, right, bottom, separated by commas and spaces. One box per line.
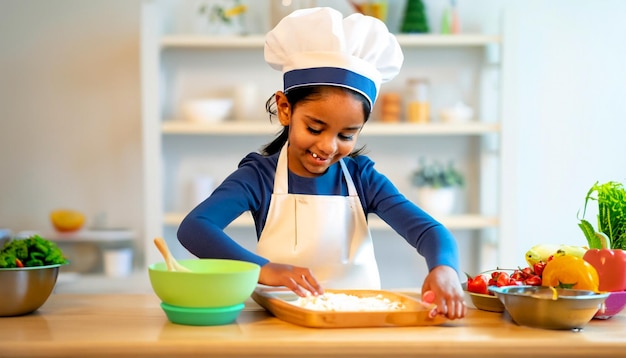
283, 67, 377, 109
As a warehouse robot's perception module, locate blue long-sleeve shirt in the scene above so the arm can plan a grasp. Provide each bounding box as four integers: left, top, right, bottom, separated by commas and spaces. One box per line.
177, 151, 460, 273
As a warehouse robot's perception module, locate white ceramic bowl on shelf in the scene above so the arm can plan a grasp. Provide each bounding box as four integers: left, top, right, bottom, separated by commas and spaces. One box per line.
439, 102, 474, 123
182, 98, 234, 123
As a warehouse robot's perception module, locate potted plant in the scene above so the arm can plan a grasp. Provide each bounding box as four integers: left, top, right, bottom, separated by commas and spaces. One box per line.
410, 158, 465, 215
578, 181, 626, 292
195, 0, 247, 35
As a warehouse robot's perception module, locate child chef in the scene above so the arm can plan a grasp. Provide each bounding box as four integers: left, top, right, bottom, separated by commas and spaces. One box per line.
178, 7, 466, 320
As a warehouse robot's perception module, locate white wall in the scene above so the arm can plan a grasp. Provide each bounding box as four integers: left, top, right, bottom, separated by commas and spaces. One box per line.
0, 1, 144, 257
500, 0, 626, 267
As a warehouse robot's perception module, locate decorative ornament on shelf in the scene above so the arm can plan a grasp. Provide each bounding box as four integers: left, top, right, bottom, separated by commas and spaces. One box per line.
441, 0, 461, 34
400, 0, 429, 33
410, 158, 465, 216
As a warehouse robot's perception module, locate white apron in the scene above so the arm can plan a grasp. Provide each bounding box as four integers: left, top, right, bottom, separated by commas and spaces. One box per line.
256, 143, 380, 289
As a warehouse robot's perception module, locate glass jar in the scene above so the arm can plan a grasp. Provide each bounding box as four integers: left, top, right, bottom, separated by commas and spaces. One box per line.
406, 78, 430, 123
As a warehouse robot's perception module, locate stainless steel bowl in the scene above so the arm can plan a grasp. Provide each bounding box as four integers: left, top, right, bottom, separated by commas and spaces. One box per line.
0, 264, 64, 316
490, 286, 609, 330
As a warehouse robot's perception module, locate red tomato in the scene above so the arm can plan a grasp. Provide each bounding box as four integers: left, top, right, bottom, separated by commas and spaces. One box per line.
467, 274, 489, 295
524, 275, 542, 286
533, 261, 546, 277
511, 270, 524, 281
496, 272, 511, 287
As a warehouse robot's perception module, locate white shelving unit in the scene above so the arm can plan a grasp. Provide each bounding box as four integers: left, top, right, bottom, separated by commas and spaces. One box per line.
141, 3, 503, 284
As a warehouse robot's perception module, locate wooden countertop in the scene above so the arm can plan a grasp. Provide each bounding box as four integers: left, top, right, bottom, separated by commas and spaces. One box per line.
1, 293, 625, 357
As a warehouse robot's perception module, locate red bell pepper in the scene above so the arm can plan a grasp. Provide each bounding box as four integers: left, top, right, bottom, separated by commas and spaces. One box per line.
583, 249, 626, 292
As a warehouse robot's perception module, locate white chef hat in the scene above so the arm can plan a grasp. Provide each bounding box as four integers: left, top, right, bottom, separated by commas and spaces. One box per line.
264, 7, 403, 110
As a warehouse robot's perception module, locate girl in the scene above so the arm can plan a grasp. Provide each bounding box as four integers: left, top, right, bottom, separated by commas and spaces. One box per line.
178, 7, 466, 320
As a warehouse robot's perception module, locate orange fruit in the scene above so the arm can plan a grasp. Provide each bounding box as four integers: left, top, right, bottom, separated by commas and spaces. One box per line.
50, 209, 85, 232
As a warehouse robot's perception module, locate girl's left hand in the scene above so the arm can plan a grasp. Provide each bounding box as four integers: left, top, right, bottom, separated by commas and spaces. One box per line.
421, 265, 467, 320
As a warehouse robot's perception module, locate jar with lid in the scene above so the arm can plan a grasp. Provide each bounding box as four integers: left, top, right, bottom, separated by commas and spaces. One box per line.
405, 78, 430, 123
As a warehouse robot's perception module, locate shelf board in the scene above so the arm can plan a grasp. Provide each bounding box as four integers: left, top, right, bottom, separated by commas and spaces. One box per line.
361, 122, 500, 135
162, 121, 281, 135
160, 34, 501, 49
162, 120, 500, 136
161, 35, 265, 49
164, 212, 498, 231
395, 34, 501, 47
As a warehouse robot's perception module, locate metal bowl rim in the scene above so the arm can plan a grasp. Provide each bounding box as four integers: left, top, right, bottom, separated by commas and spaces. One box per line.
490, 285, 610, 300
0, 262, 68, 271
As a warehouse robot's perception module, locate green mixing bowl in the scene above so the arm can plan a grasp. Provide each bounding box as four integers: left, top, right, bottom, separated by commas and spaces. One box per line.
160, 302, 244, 326
148, 259, 260, 308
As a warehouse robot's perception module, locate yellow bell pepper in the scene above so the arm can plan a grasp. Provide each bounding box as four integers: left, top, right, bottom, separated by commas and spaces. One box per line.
541, 255, 600, 292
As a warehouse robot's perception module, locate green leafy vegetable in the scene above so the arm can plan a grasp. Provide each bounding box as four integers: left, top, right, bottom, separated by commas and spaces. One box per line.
0, 234, 68, 268
578, 181, 626, 250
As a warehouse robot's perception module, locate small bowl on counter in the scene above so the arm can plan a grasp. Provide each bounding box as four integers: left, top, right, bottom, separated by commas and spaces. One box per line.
490, 285, 609, 330
463, 269, 518, 313
594, 290, 626, 320
462, 282, 504, 313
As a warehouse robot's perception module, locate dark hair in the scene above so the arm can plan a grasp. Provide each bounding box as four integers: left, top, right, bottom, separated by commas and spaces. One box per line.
261, 86, 371, 156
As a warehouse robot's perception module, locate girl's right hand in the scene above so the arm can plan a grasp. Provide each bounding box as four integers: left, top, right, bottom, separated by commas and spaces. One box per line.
259, 262, 324, 297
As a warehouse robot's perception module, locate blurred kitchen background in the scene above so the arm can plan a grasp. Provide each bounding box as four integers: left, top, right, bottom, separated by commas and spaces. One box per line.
1, 0, 625, 293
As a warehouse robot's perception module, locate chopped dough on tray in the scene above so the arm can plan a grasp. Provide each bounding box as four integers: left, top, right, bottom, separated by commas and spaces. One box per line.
290, 293, 405, 311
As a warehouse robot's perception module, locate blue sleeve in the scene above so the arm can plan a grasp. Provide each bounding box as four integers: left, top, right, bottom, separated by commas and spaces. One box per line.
177, 153, 272, 267
351, 156, 460, 273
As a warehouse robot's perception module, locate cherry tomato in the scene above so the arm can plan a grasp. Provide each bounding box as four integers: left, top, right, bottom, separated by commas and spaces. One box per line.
466, 273, 489, 295
496, 272, 511, 287
524, 275, 542, 286
511, 270, 524, 281
533, 261, 546, 277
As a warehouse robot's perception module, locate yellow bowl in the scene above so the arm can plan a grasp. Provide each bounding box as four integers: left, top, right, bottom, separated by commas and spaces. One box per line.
50, 209, 85, 232
148, 259, 260, 308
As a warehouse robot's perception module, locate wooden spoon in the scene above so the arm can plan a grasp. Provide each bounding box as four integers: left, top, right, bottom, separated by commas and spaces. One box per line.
153, 237, 191, 272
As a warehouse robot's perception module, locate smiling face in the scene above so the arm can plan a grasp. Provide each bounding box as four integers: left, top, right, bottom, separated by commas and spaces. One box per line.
275, 87, 367, 177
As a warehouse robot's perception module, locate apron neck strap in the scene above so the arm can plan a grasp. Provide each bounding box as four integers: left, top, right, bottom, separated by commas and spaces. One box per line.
274, 142, 357, 196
